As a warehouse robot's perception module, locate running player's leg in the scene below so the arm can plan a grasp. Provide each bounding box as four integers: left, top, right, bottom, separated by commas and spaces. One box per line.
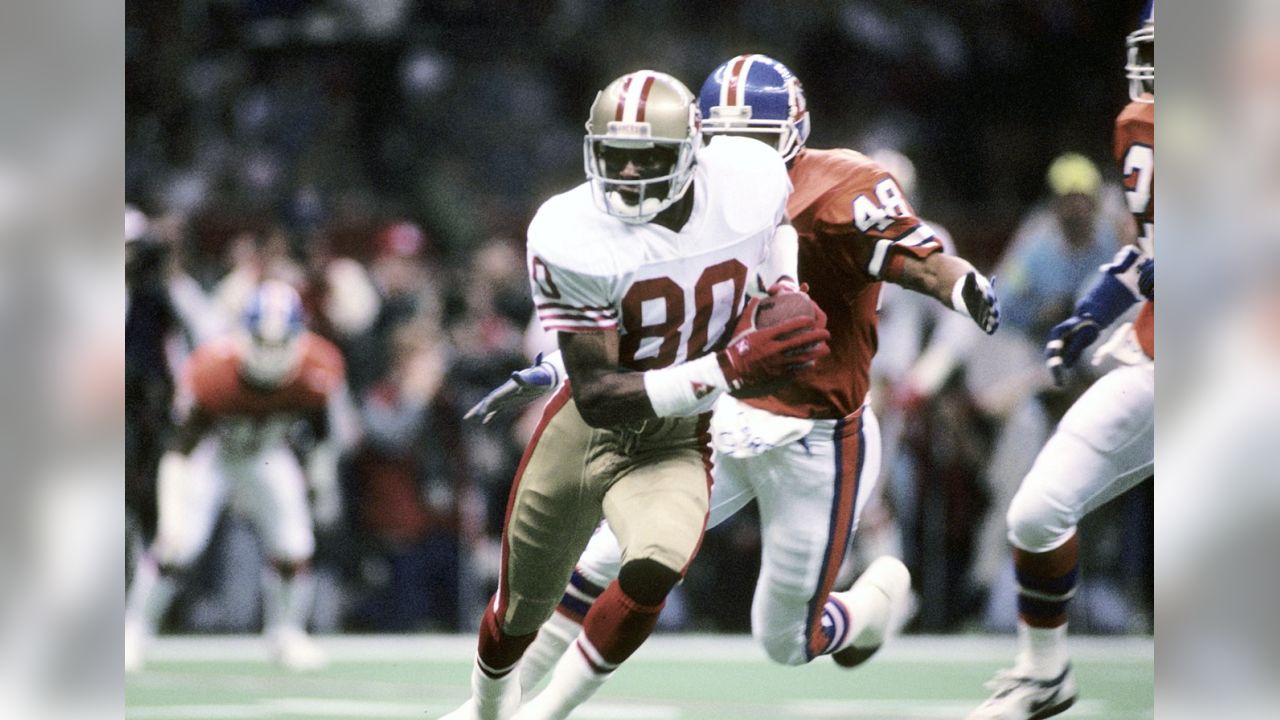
517, 422, 712, 720
748, 409, 903, 666
445, 387, 602, 720
518, 442, 756, 694
125, 439, 227, 671
968, 362, 1153, 720
250, 445, 324, 670
518, 523, 622, 695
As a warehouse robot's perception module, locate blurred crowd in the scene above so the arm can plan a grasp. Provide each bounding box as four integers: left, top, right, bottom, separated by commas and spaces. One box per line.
125, 0, 1152, 636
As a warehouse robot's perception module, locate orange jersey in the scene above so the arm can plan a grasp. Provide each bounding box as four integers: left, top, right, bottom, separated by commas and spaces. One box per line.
747, 148, 943, 419
1115, 100, 1154, 359
186, 332, 346, 418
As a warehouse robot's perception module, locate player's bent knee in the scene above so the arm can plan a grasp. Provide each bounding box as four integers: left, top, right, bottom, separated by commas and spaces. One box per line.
617, 559, 681, 606
1006, 487, 1075, 554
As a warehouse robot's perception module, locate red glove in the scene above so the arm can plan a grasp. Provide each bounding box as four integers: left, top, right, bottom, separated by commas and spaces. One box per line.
716, 313, 830, 396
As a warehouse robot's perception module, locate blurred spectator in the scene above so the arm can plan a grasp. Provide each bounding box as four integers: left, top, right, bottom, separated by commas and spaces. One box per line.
125, 207, 219, 552
997, 153, 1130, 342
356, 220, 441, 391
349, 319, 464, 631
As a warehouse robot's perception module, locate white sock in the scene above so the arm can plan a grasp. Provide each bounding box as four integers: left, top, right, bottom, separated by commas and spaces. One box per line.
515, 638, 611, 720
470, 658, 522, 720
262, 567, 316, 634
519, 612, 583, 695
826, 585, 889, 655
126, 554, 177, 634
1014, 621, 1069, 679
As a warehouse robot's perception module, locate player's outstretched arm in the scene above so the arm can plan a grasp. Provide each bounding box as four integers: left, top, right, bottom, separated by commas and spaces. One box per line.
463, 352, 565, 424
893, 252, 1000, 335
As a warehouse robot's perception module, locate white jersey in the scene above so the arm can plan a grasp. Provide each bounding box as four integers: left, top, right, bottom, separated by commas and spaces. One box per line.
528, 136, 791, 371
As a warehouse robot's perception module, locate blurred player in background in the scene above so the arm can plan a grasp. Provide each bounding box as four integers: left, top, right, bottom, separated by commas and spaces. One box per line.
440, 69, 828, 720
468, 55, 1001, 697
966, 5, 1155, 719
124, 280, 356, 672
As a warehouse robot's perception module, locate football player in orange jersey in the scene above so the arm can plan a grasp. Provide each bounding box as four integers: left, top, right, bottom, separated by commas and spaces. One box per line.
464, 55, 1001, 704
125, 280, 355, 672
965, 6, 1155, 719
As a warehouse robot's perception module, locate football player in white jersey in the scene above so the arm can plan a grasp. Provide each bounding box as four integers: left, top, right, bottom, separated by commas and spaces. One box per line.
440, 70, 830, 720
468, 55, 1001, 699
965, 6, 1155, 719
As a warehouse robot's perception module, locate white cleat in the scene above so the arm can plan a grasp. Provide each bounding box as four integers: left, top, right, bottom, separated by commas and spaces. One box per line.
831, 556, 912, 668
270, 628, 329, 672
965, 664, 1078, 720
124, 621, 145, 673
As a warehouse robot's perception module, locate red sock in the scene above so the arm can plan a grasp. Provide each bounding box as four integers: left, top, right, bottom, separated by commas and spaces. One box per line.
476, 599, 537, 677
578, 581, 664, 670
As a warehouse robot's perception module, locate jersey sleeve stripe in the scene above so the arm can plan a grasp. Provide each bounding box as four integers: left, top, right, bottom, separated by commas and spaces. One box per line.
868, 225, 942, 278
867, 239, 893, 278
537, 310, 618, 323
536, 301, 617, 314
895, 224, 938, 247
542, 322, 617, 333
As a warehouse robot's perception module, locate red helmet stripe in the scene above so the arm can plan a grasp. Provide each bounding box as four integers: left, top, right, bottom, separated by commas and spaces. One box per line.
614, 74, 634, 121
633, 74, 657, 122
725, 55, 748, 106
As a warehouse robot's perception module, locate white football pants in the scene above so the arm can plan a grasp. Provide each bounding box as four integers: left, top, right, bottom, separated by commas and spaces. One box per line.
154, 438, 316, 568
1007, 361, 1154, 553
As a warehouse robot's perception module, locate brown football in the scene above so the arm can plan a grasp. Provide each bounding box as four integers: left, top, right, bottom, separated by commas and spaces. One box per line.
755, 291, 818, 332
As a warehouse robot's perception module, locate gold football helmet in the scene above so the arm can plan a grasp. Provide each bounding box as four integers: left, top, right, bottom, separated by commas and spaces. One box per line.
583, 70, 701, 223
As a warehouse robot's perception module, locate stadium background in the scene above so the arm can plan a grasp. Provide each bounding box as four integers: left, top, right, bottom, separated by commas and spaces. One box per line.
125, 0, 1153, 716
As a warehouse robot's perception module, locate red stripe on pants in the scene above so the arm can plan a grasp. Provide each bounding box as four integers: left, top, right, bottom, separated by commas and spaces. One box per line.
805, 418, 863, 658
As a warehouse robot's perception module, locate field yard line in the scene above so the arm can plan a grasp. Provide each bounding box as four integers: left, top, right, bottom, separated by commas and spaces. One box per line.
126, 698, 683, 719
782, 698, 1108, 718
145, 634, 1153, 664
127, 697, 1123, 720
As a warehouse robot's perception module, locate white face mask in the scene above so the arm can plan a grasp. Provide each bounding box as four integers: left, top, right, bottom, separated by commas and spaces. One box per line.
239, 332, 302, 387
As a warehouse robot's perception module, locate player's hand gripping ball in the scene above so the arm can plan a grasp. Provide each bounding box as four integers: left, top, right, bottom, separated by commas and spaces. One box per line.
719, 287, 830, 397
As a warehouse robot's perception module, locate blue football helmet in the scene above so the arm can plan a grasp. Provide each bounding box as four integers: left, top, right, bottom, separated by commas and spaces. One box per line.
240, 280, 306, 387
698, 54, 811, 162
1125, 1, 1154, 102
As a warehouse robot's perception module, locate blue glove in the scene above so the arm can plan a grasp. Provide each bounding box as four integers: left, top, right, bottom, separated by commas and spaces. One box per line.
463, 354, 560, 424
1045, 313, 1101, 387
1137, 258, 1154, 301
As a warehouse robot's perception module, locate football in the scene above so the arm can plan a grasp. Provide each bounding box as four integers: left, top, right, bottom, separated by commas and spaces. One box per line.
755, 291, 819, 332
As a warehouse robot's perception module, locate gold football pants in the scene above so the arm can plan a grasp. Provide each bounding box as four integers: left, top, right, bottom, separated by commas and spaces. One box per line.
494, 384, 711, 635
